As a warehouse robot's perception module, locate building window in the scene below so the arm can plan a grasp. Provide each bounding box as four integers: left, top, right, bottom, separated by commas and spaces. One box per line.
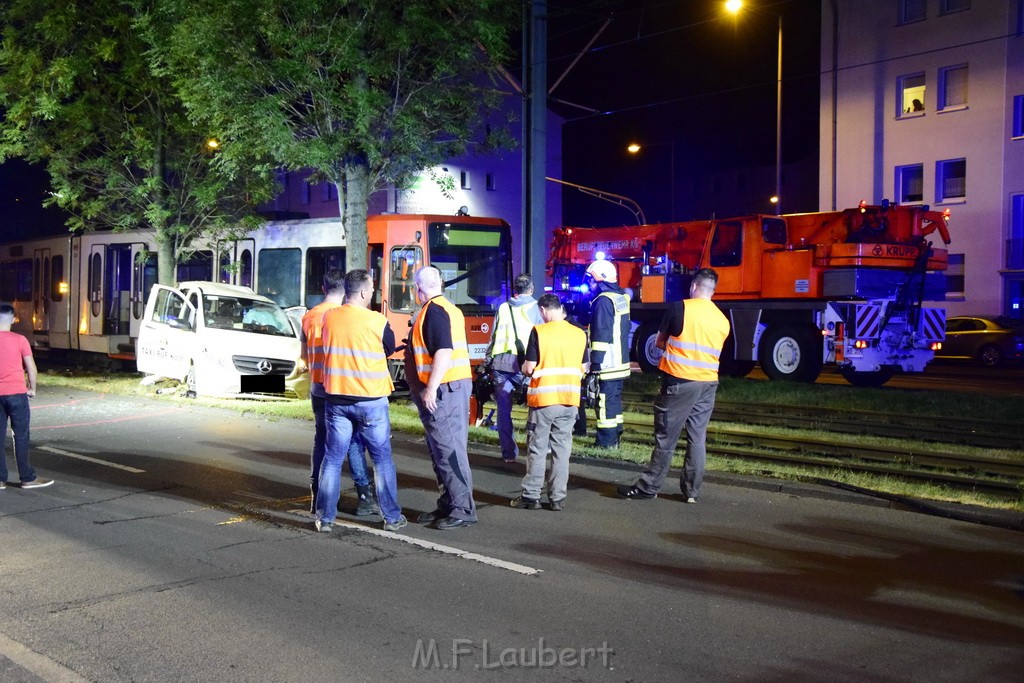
486, 172, 496, 191
301, 181, 311, 205
939, 0, 970, 15
898, 0, 926, 24
945, 253, 965, 298
898, 73, 926, 116
320, 182, 337, 202
936, 158, 966, 202
938, 65, 968, 110
1013, 95, 1024, 138
460, 171, 471, 190
1009, 194, 1024, 269
896, 164, 924, 203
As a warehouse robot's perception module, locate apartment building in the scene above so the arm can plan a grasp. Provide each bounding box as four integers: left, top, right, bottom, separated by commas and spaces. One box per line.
820, 0, 1024, 316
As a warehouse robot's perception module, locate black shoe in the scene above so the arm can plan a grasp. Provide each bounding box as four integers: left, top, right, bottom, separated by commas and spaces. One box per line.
435, 516, 476, 530
549, 499, 565, 512
355, 485, 381, 517
509, 496, 540, 510
616, 483, 657, 500
417, 509, 445, 524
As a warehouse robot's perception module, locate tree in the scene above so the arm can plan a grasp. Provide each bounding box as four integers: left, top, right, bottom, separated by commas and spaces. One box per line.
151, 0, 518, 270
0, 0, 276, 285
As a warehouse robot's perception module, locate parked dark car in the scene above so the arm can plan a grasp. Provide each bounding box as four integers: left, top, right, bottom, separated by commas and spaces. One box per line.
935, 316, 1024, 367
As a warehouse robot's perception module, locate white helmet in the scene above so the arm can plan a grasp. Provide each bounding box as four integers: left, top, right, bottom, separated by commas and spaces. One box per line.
585, 259, 617, 283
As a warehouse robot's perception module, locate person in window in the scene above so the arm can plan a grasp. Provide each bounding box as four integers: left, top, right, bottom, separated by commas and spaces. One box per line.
912, 99, 924, 112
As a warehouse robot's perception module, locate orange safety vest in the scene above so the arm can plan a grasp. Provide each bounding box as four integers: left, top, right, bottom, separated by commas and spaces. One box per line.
321, 304, 394, 398
301, 301, 340, 385
527, 320, 587, 408
658, 298, 730, 382
411, 296, 472, 385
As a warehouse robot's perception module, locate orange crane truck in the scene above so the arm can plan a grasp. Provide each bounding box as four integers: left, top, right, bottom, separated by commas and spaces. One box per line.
547, 202, 952, 387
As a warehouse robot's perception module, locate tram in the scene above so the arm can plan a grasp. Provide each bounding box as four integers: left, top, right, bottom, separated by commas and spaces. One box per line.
0, 213, 514, 382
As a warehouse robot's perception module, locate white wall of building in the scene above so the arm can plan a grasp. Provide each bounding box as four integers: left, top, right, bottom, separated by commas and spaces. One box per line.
821, 0, 1024, 317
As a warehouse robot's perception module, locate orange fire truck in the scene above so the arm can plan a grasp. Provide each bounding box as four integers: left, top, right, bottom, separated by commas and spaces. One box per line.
547, 202, 952, 387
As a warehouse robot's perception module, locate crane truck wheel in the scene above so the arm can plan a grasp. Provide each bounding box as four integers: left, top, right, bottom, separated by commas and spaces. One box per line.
632, 321, 663, 374
839, 365, 896, 387
759, 324, 823, 383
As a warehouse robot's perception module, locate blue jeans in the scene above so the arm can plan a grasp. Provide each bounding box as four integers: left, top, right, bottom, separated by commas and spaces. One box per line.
316, 398, 401, 524
0, 393, 34, 484
491, 370, 521, 460
310, 389, 372, 512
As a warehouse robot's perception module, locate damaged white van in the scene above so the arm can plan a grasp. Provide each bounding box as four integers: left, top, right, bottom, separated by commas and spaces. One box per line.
137, 281, 308, 399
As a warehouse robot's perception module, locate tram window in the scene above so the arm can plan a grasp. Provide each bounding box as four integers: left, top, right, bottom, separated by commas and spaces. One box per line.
51, 256, 64, 301
42, 257, 50, 314
176, 250, 213, 282
239, 249, 253, 289
304, 247, 345, 308
257, 248, 301, 307
34, 258, 40, 302
219, 251, 232, 284
389, 247, 422, 312
90, 253, 102, 317
0, 263, 14, 301
15, 259, 32, 301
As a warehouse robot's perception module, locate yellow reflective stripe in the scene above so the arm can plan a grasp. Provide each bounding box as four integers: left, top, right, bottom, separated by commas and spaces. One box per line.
323, 346, 388, 360
665, 338, 722, 358
591, 341, 611, 351
323, 368, 392, 379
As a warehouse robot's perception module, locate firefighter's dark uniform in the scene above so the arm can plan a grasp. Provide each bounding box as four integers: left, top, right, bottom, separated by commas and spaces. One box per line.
588, 281, 631, 448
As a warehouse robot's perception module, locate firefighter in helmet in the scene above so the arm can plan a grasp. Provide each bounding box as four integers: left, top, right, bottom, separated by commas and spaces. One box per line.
584, 259, 631, 448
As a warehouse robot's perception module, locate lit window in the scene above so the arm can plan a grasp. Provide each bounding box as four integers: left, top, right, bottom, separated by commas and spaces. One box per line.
898, 73, 926, 116
938, 65, 968, 110
896, 164, 924, 203
1008, 194, 1024, 269
899, 0, 926, 24
936, 158, 966, 202
1013, 95, 1024, 138
945, 253, 964, 298
939, 0, 970, 15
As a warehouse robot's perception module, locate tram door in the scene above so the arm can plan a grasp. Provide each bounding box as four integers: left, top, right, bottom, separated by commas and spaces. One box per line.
218, 239, 255, 288
85, 242, 151, 341
32, 249, 50, 336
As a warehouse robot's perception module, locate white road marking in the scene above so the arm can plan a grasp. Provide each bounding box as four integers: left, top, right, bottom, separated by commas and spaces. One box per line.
0, 632, 90, 682
331, 519, 543, 577
38, 445, 146, 473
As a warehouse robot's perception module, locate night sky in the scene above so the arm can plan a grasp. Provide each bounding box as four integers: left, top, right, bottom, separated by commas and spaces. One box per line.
0, 0, 822, 241
548, 0, 822, 226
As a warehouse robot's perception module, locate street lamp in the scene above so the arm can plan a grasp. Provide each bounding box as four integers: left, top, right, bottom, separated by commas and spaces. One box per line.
725, 1, 783, 215
627, 141, 675, 222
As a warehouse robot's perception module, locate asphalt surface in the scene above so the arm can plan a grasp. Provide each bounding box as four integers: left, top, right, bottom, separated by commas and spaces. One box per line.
1, 387, 1022, 681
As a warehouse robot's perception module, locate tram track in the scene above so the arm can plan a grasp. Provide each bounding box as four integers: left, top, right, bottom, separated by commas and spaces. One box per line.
499, 394, 1024, 500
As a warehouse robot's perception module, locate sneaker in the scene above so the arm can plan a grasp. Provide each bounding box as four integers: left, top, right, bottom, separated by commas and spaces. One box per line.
314, 519, 333, 533
21, 478, 54, 489
616, 483, 656, 500
510, 496, 541, 510
434, 516, 476, 530
549, 499, 565, 512
686, 497, 697, 504
383, 515, 408, 532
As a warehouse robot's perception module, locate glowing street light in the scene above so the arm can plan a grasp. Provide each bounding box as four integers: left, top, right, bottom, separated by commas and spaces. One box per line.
725, 0, 783, 215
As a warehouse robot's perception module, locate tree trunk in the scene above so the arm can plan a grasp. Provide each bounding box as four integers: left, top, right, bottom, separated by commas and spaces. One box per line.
157, 239, 175, 286
341, 162, 370, 270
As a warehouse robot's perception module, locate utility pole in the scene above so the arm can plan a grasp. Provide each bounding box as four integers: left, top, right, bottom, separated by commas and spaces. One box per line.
523, 0, 547, 284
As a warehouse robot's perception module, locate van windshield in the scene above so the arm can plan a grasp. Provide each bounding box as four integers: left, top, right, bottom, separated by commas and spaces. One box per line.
203, 295, 295, 337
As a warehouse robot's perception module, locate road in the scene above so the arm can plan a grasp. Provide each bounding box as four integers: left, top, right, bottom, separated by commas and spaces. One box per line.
1, 387, 1022, 681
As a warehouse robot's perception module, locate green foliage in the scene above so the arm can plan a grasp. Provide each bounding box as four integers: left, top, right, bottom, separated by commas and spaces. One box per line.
0, 0, 275, 274
150, 0, 519, 267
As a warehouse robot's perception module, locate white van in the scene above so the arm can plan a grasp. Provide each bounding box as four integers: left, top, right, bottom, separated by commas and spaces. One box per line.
137, 281, 308, 399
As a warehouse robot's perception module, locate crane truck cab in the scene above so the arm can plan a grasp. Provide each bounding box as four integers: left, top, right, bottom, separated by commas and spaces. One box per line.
136, 281, 308, 399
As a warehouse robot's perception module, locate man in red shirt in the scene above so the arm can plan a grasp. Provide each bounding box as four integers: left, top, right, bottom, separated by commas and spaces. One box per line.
0, 303, 52, 489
